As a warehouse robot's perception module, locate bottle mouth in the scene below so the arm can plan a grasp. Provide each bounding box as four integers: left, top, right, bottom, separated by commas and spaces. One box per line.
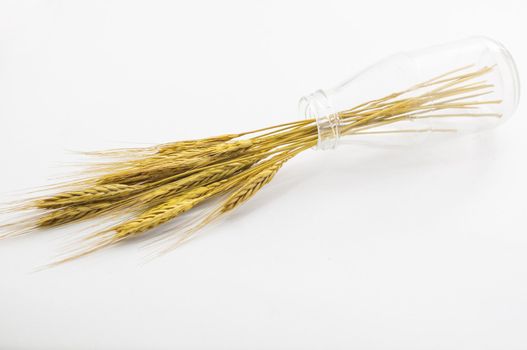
299, 90, 340, 150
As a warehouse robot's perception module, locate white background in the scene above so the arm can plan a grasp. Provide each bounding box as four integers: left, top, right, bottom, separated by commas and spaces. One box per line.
0, 1, 526, 349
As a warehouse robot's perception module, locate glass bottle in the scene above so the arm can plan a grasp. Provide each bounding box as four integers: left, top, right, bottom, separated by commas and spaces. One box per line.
299, 36, 520, 150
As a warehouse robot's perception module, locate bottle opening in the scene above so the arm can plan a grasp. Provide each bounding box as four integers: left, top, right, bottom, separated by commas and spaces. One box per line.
299, 90, 340, 150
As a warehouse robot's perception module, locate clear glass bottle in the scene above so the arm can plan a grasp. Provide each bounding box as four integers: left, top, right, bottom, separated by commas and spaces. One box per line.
299, 37, 520, 150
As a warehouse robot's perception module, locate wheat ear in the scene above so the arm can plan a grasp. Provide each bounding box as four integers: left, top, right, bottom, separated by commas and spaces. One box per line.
34, 184, 144, 209
37, 202, 115, 227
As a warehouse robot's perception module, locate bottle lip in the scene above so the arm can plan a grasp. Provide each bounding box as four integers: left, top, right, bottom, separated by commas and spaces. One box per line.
299, 90, 340, 150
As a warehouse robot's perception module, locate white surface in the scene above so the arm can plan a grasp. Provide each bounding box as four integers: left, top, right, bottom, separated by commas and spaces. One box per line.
1, 1, 526, 349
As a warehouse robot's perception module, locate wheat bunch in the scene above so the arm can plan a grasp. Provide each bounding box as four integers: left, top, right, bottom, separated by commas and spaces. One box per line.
0, 65, 503, 264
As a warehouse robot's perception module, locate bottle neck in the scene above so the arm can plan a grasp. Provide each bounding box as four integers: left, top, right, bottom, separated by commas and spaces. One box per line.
299, 89, 340, 150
